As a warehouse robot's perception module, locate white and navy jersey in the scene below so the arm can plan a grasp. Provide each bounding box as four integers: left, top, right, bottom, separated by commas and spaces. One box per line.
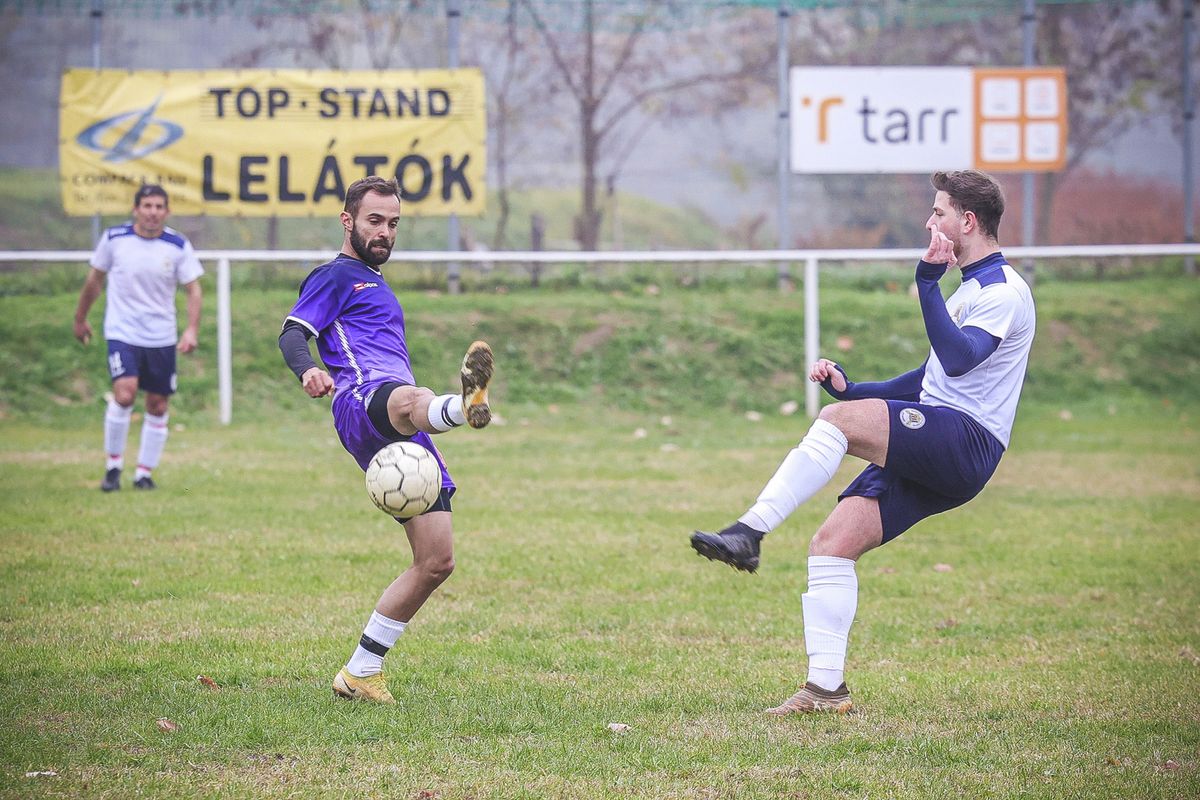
920, 252, 1035, 448
90, 224, 204, 348
284, 254, 415, 403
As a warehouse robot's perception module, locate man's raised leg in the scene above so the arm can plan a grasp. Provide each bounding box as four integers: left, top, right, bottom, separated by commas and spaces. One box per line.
691, 399, 889, 572
387, 341, 494, 436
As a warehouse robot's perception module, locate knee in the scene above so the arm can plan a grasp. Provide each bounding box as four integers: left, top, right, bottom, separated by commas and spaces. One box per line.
417, 555, 455, 586
817, 402, 846, 429
145, 397, 169, 416
112, 387, 137, 407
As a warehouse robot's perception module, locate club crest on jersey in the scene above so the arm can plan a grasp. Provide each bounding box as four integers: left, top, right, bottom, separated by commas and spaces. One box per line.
352, 281, 379, 292
950, 304, 964, 325
899, 408, 926, 430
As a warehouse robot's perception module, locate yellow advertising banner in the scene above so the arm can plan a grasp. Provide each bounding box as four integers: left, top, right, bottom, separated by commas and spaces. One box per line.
59, 68, 487, 217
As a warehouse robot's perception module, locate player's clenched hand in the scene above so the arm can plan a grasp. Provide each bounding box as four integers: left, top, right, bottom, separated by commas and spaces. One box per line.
923, 223, 958, 268
178, 328, 198, 354
73, 319, 92, 345
302, 367, 334, 398
809, 358, 846, 392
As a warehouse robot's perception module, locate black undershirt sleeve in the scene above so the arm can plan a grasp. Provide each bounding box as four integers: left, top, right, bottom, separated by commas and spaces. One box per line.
278, 320, 319, 381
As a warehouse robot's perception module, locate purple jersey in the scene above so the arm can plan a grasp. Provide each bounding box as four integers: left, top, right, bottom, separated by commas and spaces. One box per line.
285, 254, 414, 403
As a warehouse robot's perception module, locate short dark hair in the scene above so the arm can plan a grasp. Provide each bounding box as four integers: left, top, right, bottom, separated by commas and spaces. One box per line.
344, 176, 401, 218
133, 184, 168, 207
930, 170, 1004, 240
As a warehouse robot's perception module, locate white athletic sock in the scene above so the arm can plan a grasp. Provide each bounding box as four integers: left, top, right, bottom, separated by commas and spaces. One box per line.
104, 399, 132, 470
803, 556, 859, 691
740, 418, 848, 533
426, 393, 466, 432
345, 611, 407, 677
136, 412, 169, 477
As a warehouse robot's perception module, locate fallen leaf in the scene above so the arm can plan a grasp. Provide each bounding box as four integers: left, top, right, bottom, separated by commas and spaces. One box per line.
1179, 646, 1200, 666
933, 563, 953, 573
660, 415, 673, 426
607, 722, 631, 734
632, 427, 647, 439
197, 675, 219, 690
1058, 409, 1073, 421
779, 400, 799, 416
156, 718, 179, 733
24, 771, 58, 778
745, 411, 763, 422
660, 443, 680, 453
836, 336, 854, 352
936, 618, 959, 630
1159, 760, 1181, 771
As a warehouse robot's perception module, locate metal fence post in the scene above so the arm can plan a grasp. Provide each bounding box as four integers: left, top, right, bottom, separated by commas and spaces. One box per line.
804, 255, 820, 419
217, 257, 232, 425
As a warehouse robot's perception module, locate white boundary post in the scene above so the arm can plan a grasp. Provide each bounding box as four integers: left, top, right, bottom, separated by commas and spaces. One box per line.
217, 257, 232, 425
804, 255, 819, 419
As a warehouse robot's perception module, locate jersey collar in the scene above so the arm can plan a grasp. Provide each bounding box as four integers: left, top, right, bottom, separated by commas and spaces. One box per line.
960, 251, 1006, 282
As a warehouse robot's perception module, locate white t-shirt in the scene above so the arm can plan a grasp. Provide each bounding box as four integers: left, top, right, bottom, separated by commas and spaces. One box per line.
90, 224, 204, 348
921, 258, 1036, 448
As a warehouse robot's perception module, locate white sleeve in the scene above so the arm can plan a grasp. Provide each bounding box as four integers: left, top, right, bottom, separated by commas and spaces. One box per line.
962, 284, 1021, 341
176, 238, 205, 285
90, 232, 112, 272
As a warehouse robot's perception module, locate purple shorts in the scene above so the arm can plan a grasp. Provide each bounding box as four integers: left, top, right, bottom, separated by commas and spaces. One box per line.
331, 383, 456, 494
840, 400, 1004, 544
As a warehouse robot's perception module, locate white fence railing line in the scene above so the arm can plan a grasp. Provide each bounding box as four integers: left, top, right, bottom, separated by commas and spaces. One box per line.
2, 242, 1199, 264
4, 243, 1197, 425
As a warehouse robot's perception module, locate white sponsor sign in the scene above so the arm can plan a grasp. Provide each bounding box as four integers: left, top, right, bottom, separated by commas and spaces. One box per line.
790, 66, 1067, 174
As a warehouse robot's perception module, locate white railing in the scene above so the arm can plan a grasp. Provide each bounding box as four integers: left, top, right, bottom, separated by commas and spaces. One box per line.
3, 243, 1198, 424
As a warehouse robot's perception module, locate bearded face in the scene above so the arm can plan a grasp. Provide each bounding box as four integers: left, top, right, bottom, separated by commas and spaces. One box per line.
349, 220, 394, 267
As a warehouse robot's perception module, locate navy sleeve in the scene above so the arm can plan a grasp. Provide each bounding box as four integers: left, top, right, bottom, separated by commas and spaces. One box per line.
822, 362, 926, 403
915, 260, 1001, 377
279, 320, 318, 381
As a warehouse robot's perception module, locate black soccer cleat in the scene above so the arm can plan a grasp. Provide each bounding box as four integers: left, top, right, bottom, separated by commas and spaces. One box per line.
133, 476, 157, 490
100, 467, 121, 493
690, 521, 765, 573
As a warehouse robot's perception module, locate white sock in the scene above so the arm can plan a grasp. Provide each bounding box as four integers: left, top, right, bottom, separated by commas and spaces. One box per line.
426, 393, 466, 432
740, 418, 848, 532
345, 610, 407, 677
104, 399, 132, 470
136, 412, 169, 477
803, 556, 858, 691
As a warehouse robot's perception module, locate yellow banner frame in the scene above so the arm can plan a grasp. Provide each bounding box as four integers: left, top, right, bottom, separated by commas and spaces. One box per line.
60, 68, 487, 217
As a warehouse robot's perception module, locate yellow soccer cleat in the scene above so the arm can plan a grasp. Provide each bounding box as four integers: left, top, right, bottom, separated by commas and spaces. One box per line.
460, 340, 494, 429
765, 682, 853, 716
332, 668, 396, 705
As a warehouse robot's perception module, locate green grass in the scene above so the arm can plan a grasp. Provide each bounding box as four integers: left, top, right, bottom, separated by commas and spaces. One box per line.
0, 402, 1197, 799
0, 272, 1197, 797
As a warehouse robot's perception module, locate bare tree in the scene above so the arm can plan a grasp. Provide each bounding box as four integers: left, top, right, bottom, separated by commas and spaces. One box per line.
518, 0, 769, 250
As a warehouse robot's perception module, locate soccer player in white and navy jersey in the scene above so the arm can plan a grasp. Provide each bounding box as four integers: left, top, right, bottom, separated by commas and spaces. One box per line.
73, 185, 204, 492
278, 176, 494, 705
691, 169, 1035, 715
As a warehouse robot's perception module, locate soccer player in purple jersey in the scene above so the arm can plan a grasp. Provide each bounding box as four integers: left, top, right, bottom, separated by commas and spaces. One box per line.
691, 170, 1035, 715
278, 176, 494, 705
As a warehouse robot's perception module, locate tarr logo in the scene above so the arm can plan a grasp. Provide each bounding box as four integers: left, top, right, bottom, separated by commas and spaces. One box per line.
75, 95, 183, 163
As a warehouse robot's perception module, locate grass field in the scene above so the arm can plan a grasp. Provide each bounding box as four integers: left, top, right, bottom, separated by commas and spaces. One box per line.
1, 274, 1198, 798
1, 400, 1197, 799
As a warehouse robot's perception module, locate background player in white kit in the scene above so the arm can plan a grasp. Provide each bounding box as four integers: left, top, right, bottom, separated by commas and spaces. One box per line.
73, 185, 204, 492
691, 169, 1036, 715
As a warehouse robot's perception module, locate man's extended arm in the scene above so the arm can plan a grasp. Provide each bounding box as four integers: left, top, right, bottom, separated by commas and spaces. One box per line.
279, 320, 334, 397
815, 359, 926, 402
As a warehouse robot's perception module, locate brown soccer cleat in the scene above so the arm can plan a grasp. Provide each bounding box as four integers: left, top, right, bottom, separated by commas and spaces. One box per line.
460, 340, 494, 429
765, 681, 853, 715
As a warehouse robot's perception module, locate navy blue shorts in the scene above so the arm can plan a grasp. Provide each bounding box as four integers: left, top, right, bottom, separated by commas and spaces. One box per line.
840, 400, 1005, 544
106, 340, 177, 395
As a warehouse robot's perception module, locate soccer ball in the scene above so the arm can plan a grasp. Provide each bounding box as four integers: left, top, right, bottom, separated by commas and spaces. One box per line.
364, 442, 442, 517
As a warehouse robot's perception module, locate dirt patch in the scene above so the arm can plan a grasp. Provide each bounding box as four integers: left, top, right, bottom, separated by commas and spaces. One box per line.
572, 323, 616, 357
